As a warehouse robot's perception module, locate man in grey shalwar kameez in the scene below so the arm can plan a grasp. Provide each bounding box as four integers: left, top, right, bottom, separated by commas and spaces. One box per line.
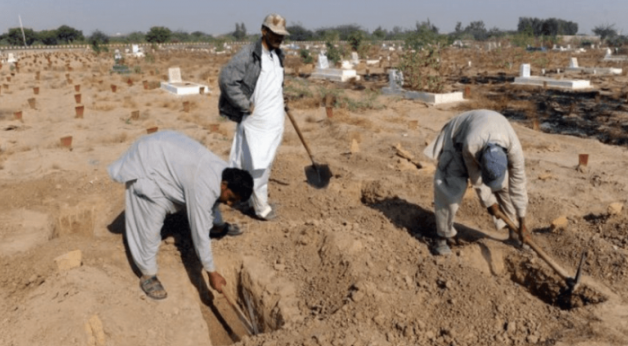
108, 130, 253, 299
424, 110, 529, 255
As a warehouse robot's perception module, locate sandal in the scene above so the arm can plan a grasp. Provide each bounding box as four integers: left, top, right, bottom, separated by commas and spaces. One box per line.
140, 275, 168, 300
210, 223, 243, 238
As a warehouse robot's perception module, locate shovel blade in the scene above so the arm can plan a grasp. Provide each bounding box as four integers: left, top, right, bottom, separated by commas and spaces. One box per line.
305, 164, 332, 189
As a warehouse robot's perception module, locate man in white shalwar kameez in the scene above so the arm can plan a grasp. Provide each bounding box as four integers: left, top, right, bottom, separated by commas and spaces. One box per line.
108, 130, 253, 299
219, 14, 289, 221
424, 110, 529, 255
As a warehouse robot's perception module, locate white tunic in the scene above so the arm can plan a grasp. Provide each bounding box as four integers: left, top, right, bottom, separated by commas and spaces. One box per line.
108, 131, 226, 272
240, 45, 285, 170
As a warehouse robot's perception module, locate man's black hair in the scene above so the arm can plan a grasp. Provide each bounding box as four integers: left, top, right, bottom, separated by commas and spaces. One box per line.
222, 168, 253, 201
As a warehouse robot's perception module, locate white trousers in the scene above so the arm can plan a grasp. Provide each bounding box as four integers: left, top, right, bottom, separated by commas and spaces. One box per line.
434, 150, 517, 238
124, 180, 222, 276
229, 126, 274, 218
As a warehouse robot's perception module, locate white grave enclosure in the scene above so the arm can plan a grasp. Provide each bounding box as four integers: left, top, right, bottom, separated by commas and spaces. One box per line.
566, 57, 622, 75
514, 64, 592, 90
310, 53, 359, 82
160, 67, 210, 95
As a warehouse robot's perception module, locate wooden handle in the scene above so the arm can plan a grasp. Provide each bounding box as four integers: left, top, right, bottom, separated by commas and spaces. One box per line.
498, 212, 571, 280
222, 289, 255, 335
285, 107, 316, 165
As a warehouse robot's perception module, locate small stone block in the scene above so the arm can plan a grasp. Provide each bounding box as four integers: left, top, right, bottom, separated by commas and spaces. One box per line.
54, 250, 82, 271
608, 202, 623, 215
350, 139, 360, 154
551, 216, 568, 231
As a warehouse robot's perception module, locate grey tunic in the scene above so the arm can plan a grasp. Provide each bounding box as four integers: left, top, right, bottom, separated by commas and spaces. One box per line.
108, 130, 226, 272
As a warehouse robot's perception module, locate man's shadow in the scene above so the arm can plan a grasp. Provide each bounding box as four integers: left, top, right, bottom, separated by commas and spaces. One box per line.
363, 196, 499, 249
107, 210, 239, 341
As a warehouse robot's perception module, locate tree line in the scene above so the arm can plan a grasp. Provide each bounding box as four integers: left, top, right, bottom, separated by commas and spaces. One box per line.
1, 17, 626, 48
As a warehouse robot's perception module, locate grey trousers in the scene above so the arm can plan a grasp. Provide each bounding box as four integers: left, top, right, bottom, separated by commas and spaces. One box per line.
434, 150, 517, 238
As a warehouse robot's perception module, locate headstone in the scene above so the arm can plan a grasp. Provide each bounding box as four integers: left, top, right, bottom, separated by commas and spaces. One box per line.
8, 53, 16, 64
341, 60, 353, 69
520, 64, 530, 78
114, 49, 122, 62
605, 48, 612, 57
168, 67, 182, 83
316, 52, 329, 69
569, 57, 578, 68
388, 69, 403, 89
351, 52, 359, 65
132, 44, 139, 54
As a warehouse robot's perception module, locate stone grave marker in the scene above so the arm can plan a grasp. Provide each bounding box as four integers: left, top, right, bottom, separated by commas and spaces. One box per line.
351, 52, 359, 65
317, 53, 329, 69
569, 58, 578, 68
168, 67, 182, 83
520, 64, 531, 78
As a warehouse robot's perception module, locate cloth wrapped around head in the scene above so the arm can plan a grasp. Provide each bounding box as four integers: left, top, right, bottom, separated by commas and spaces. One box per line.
481, 142, 507, 191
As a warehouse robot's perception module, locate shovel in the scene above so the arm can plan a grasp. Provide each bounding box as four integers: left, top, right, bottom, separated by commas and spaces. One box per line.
495, 209, 587, 295
221, 289, 257, 336
285, 106, 332, 188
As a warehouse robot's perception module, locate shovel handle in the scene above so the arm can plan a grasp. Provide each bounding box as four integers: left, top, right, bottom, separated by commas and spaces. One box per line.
497, 211, 572, 280
222, 289, 256, 335
285, 107, 316, 165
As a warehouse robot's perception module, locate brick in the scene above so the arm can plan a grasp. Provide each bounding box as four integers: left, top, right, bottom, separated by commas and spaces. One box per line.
54, 250, 82, 271
608, 202, 624, 215
550, 216, 568, 231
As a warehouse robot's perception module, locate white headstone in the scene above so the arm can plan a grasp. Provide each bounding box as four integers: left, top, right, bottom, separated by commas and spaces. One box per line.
317, 53, 329, 69
569, 57, 578, 68
520, 64, 531, 78
468, 61, 472, 67
168, 67, 182, 83
541, 68, 545, 75
606, 48, 612, 57
388, 69, 403, 89
132, 44, 139, 53
7, 53, 16, 63
351, 52, 359, 65
341, 60, 353, 69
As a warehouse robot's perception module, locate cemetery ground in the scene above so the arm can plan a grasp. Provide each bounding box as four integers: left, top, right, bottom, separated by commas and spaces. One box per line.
1, 46, 628, 346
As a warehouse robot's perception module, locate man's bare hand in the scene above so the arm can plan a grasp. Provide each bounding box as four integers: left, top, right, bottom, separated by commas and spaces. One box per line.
208, 271, 226, 293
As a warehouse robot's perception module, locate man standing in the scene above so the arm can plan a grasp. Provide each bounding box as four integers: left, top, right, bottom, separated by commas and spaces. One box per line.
424, 110, 529, 255
108, 130, 253, 299
219, 13, 289, 220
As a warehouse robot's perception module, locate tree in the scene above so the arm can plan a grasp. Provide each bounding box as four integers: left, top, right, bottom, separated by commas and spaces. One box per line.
6, 27, 37, 46
89, 30, 109, 45
171, 30, 191, 43
593, 24, 617, 40
347, 30, 364, 52
416, 19, 439, 34
125, 31, 145, 43
286, 23, 313, 41
517, 17, 578, 36
146, 26, 171, 43
38, 30, 58, 45
372, 26, 387, 41
233, 22, 247, 40
56, 25, 84, 43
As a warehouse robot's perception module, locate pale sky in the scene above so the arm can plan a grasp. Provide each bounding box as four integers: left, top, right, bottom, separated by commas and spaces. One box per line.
0, 0, 625, 37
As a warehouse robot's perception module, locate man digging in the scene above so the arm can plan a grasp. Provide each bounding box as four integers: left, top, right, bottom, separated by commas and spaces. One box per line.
424, 110, 529, 255
219, 13, 289, 221
108, 130, 253, 299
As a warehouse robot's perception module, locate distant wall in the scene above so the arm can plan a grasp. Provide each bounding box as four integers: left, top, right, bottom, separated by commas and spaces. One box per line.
560, 35, 601, 43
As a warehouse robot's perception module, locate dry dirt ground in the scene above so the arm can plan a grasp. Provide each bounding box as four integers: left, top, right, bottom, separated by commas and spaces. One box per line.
1, 47, 628, 346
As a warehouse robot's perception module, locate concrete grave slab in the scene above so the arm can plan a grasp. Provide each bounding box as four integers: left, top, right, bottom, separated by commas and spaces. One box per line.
310, 68, 359, 82
161, 67, 210, 95
404, 91, 465, 105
